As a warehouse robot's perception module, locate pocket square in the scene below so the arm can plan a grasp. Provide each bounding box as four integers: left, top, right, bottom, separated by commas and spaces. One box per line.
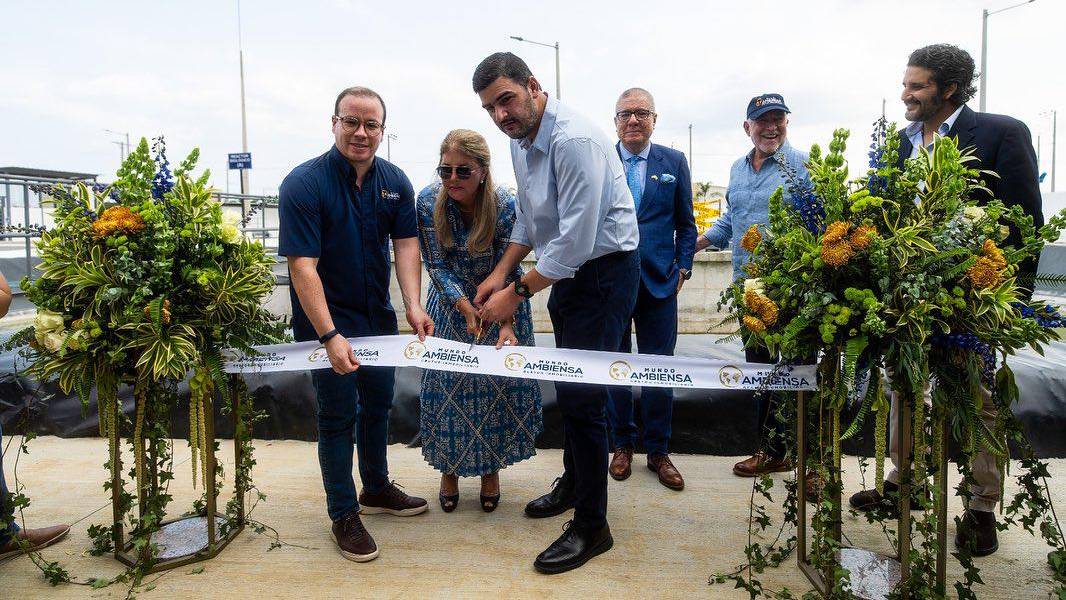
661, 173, 676, 183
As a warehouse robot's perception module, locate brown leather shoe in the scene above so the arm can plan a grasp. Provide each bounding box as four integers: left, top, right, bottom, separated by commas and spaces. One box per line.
733, 451, 792, 477
330, 511, 378, 562
647, 454, 684, 491
0, 524, 70, 560
359, 482, 428, 517
609, 446, 633, 481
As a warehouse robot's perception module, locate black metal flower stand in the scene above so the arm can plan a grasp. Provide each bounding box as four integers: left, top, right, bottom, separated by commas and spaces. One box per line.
108, 376, 246, 573
796, 390, 949, 599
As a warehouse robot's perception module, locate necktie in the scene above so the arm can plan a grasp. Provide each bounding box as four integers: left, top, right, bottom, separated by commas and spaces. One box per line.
626, 155, 643, 211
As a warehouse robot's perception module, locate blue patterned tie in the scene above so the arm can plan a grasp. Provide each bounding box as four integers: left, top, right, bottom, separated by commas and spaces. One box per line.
626, 155, 643, 211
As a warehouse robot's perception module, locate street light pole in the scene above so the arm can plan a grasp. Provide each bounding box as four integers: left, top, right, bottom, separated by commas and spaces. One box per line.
104, 129, 130, 162
237, 0, 250, 200
510, 36, 561, 99
1052, 109, 1058, 192
386, 133, 398, 162
979, 0, 1036, 112
688, 124, 693, 173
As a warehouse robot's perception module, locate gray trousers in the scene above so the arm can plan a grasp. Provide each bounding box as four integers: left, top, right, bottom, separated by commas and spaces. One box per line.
883, 369, 1001, 513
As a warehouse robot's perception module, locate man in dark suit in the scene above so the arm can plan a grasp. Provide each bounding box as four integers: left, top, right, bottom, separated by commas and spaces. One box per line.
850, 44, 1044, 558
895, 44, 1043, 287
605, 88, 696, 491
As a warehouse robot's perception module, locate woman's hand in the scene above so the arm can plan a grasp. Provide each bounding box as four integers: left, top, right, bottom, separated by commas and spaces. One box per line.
457, 298, 480, 335
495, 321, 518, 349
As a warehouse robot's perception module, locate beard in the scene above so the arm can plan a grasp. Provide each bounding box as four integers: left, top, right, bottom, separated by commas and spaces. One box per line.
907, 94, 943, 123
500, 93, 538, 140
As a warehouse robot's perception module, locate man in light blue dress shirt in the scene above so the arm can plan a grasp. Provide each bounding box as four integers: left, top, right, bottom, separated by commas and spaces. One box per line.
695, 94, 813, 480
471, 52, 639, 575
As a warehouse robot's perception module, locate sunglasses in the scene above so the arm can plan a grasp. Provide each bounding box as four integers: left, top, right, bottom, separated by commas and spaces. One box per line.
437, 165, 475, 180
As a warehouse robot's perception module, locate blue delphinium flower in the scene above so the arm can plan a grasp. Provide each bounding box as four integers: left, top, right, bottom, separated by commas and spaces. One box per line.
867, 117, 889, 194
151, 137, 174, 200
1011, 302, 1063, 328
775, 151, 825, 234
931, 331, 996, 385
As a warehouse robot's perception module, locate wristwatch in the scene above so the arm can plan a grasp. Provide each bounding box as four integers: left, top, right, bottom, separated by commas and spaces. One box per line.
318, 328, 341, 344
513, 279, 534, 299
678, 268, 692, 281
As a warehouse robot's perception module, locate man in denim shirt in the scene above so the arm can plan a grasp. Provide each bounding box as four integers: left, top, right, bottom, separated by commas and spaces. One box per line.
695, 93, 811, 478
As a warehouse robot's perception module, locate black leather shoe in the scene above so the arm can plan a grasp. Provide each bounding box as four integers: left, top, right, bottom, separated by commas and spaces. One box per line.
955, 509, 999, 557
849, 481, 927, 517
524, 476, 575, 519
533, 521, 613, 574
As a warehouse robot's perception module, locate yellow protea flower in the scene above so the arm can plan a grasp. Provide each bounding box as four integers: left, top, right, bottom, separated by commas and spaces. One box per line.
850, 225, 876, 251
821, 241, 854, 267
744, 289, 779, 327
740, 225, 762, 252
822, 220, 850, 244
743, 314, 767, 334
967, 239, 1006, 288
92, 206, 146, 239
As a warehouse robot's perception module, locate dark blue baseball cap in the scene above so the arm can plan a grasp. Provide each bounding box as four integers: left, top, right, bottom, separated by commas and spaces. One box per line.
747, 93, 790, 120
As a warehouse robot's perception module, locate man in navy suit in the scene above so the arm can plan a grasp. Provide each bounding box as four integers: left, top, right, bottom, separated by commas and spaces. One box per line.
850, 44, 1044, 558
605, 88, 696, 491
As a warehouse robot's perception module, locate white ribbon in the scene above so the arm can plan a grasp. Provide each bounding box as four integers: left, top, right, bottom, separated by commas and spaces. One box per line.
224, 335, 817, 391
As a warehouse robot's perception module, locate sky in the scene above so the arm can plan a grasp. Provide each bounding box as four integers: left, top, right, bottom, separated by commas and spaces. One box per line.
2, 0, 1064, 200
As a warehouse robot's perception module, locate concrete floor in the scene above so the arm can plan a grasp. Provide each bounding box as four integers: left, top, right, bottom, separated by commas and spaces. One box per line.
1, 438, 1063, 599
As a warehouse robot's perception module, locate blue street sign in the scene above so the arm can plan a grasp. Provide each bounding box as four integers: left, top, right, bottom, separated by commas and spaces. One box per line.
228, 152, 252, 170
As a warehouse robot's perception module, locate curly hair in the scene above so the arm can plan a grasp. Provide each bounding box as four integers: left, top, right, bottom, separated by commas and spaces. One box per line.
907, 44, 977, 105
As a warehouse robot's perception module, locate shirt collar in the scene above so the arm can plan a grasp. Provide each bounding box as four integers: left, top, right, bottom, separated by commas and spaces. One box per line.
619, 142, 651, 162
520, 92, 556, 153
329, 144, 376, 182
904, 104, 966, 139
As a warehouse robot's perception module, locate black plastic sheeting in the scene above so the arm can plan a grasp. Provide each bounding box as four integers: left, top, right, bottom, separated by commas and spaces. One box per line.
2, 334, 1064, 458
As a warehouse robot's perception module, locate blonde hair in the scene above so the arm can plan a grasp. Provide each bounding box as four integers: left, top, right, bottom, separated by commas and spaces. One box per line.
434, 129, 497, 252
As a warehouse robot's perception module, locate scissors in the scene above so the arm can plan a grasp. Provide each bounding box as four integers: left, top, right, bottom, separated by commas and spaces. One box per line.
468, 317, 483, 351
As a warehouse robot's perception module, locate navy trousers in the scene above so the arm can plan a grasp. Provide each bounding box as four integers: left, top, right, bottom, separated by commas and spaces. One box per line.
546, 250, 639, 530
605, 282, 678, 456
312, 366, 395, 522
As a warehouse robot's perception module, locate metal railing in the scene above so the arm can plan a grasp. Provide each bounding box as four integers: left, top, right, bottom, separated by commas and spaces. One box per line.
0, 176, 281, 290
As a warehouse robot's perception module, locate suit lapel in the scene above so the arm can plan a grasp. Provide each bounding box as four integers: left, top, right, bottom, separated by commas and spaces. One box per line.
947, 105, 977, 153
640, 144, 661, 219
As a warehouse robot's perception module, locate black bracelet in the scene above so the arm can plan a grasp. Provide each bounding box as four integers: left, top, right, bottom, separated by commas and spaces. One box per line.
318, 328, 341, 344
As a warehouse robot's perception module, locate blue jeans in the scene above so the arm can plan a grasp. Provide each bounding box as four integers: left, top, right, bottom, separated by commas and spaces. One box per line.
1, 420, 19, 545
606, 282, 678, 456
547, 250, 639, 530
312, 366, 395, 522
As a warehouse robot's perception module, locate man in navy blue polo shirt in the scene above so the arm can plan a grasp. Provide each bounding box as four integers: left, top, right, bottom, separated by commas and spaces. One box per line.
279, 86, 433, 564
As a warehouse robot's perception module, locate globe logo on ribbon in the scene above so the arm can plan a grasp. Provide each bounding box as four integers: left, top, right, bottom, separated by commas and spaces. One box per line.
308, 347, 329, 363
609, 360, 632, 381
504, 353, 526, 371
404, 341, 427, 359
719, 365, 744, 387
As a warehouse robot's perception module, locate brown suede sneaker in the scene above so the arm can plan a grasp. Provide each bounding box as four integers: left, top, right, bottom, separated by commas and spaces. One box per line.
609, 446, 633, 481
647, 454, 684, 491
359, 482, 429, 517
0, 524, 70, 560
330, 511, 378, 562
732, 451, 792, 477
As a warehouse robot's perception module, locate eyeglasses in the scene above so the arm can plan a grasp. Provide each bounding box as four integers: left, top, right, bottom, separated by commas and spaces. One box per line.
437, 165, 475, 180
615, 109, 655, 122
333, 115, 383, 136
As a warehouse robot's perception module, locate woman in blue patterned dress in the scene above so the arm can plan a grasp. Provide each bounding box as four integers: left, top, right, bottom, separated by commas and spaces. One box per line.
416, 129, 543, 513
